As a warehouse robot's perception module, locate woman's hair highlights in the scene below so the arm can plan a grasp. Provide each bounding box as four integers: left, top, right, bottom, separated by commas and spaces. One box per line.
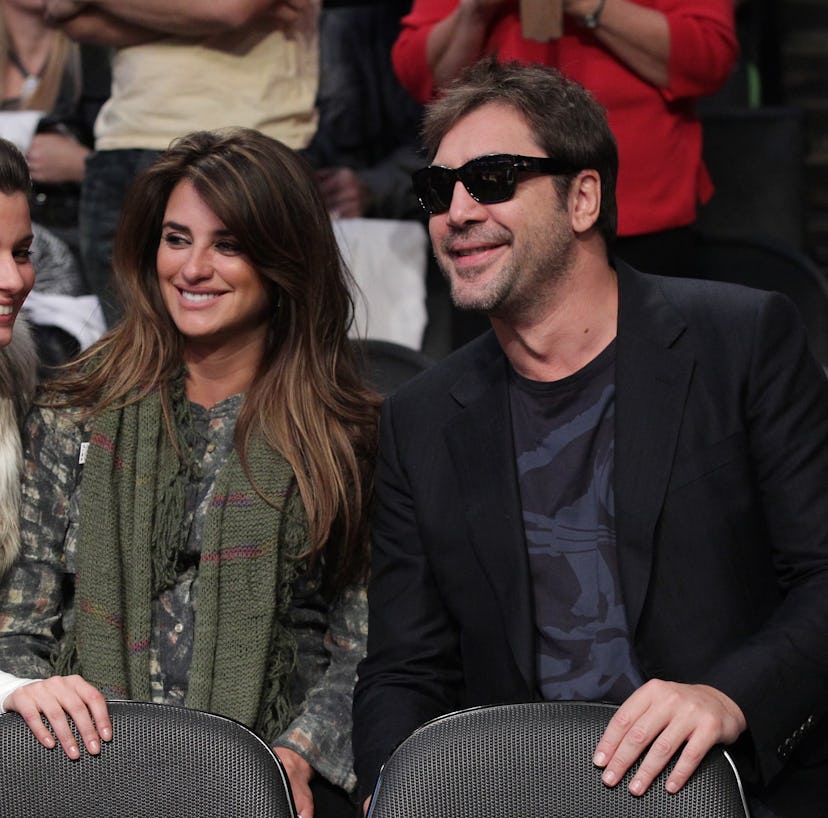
50, 128, 380, 592
0, 136, 31, 196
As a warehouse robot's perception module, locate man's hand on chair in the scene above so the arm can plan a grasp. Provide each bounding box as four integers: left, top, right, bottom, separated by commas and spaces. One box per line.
592, 680, 746, 795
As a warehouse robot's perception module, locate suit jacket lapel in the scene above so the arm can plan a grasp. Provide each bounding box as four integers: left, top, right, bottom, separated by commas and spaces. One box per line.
445, 333, 536, 694
614, 265, 695, 634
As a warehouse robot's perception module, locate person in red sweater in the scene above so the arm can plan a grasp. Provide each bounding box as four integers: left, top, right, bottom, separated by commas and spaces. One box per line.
393, 0, 737, 279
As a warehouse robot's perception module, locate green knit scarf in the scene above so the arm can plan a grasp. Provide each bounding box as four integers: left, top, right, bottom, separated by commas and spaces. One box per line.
57, 381, 307, 741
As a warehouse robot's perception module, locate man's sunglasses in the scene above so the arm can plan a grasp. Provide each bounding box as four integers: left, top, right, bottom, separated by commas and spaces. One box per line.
412, 154, 581, 215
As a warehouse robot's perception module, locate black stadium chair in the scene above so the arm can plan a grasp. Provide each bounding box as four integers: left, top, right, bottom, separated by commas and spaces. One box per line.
354, 338, 434, 397
690, 234, 828, 367
697, 106, 805, 249
367, 701, 751, 818
0, 700, 297, 818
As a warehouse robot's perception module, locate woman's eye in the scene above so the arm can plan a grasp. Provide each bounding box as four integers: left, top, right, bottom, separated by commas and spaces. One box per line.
216, 240, 242, 255
13, 248, 32, 263
162, 232, 188, 246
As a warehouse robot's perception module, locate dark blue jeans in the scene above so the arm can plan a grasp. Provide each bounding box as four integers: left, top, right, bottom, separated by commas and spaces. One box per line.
79, 148, 159, 326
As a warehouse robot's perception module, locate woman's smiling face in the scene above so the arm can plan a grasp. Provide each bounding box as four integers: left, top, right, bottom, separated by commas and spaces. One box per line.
0, 190, 34, 349
156, 179, 272, 360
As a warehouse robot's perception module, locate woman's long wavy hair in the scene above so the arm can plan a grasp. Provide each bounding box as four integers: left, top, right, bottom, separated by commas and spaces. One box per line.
48, 127, 380, 592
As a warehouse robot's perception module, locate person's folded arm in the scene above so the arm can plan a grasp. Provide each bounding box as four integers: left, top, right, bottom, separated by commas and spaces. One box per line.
572, 0, 736, 95
46, 0, 311, 38
52, 7, 161, 48
564, 0, 673, 88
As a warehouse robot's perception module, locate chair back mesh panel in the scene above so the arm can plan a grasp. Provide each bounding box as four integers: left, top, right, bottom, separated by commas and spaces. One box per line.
691, 234, 828, 366
0, 700, 297, 818
697, 106, 805, 249
368, 702, 751, 818
353, 338, 434, 397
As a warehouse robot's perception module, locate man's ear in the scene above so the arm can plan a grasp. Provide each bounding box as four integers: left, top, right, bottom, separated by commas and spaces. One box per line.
569, 169, 601, 234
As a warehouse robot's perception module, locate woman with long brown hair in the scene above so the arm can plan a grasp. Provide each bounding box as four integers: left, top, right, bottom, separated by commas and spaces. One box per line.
0, 127, 379, 818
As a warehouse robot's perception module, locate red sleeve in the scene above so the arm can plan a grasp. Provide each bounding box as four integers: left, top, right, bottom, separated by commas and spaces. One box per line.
661, 0, 739, 99
391, 0, 460, 103
392, 0, 738, 105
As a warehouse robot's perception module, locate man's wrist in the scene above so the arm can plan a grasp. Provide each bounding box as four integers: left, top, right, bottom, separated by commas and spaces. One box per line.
582, 0, 608, 28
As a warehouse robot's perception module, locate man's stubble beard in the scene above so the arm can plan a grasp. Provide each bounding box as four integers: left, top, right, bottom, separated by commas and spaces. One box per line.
438, 221, 576, 322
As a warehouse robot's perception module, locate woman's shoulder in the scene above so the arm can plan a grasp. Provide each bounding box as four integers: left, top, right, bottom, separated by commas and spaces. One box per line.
20, 400, 91, 506
24, 398, 90, 450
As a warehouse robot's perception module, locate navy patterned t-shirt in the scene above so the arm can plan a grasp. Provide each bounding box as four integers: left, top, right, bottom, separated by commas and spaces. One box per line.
509, 341, 644, 703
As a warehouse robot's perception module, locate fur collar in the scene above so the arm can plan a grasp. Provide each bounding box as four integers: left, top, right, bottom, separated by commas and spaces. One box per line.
0, 319, 38, 576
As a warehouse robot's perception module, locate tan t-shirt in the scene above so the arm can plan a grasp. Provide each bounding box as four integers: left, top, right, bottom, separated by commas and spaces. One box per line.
95, 8, 319, 152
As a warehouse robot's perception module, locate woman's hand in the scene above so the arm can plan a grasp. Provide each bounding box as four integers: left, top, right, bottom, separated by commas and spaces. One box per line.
274, 746, 315, 818
27, 132, 90, 185
4, 675, 112, 759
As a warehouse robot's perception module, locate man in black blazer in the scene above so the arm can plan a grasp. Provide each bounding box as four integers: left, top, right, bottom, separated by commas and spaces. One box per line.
352, 58, 828, 818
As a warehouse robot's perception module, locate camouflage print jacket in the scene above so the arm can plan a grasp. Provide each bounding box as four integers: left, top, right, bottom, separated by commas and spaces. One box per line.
0, 395, 368, 793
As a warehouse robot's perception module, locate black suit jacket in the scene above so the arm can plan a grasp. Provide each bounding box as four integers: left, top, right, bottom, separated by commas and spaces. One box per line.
353, 266, 828, 815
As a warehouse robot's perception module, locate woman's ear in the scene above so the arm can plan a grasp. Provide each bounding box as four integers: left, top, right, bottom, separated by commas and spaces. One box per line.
568, 169, 601, 234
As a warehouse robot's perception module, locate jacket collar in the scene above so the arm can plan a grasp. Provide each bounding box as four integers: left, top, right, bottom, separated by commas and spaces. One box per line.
613, 262, 694, 633
446, 331, 537, 694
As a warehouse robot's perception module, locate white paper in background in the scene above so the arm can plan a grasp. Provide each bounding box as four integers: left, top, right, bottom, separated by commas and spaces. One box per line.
333, 218, 429, 350
0, 111, 44, 152
22, 292, 106, 351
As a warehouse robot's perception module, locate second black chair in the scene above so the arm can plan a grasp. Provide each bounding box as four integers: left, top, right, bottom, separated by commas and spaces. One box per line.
354, 338, 434, 397
367, 701, 751, 818
691, 234, 828, 367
